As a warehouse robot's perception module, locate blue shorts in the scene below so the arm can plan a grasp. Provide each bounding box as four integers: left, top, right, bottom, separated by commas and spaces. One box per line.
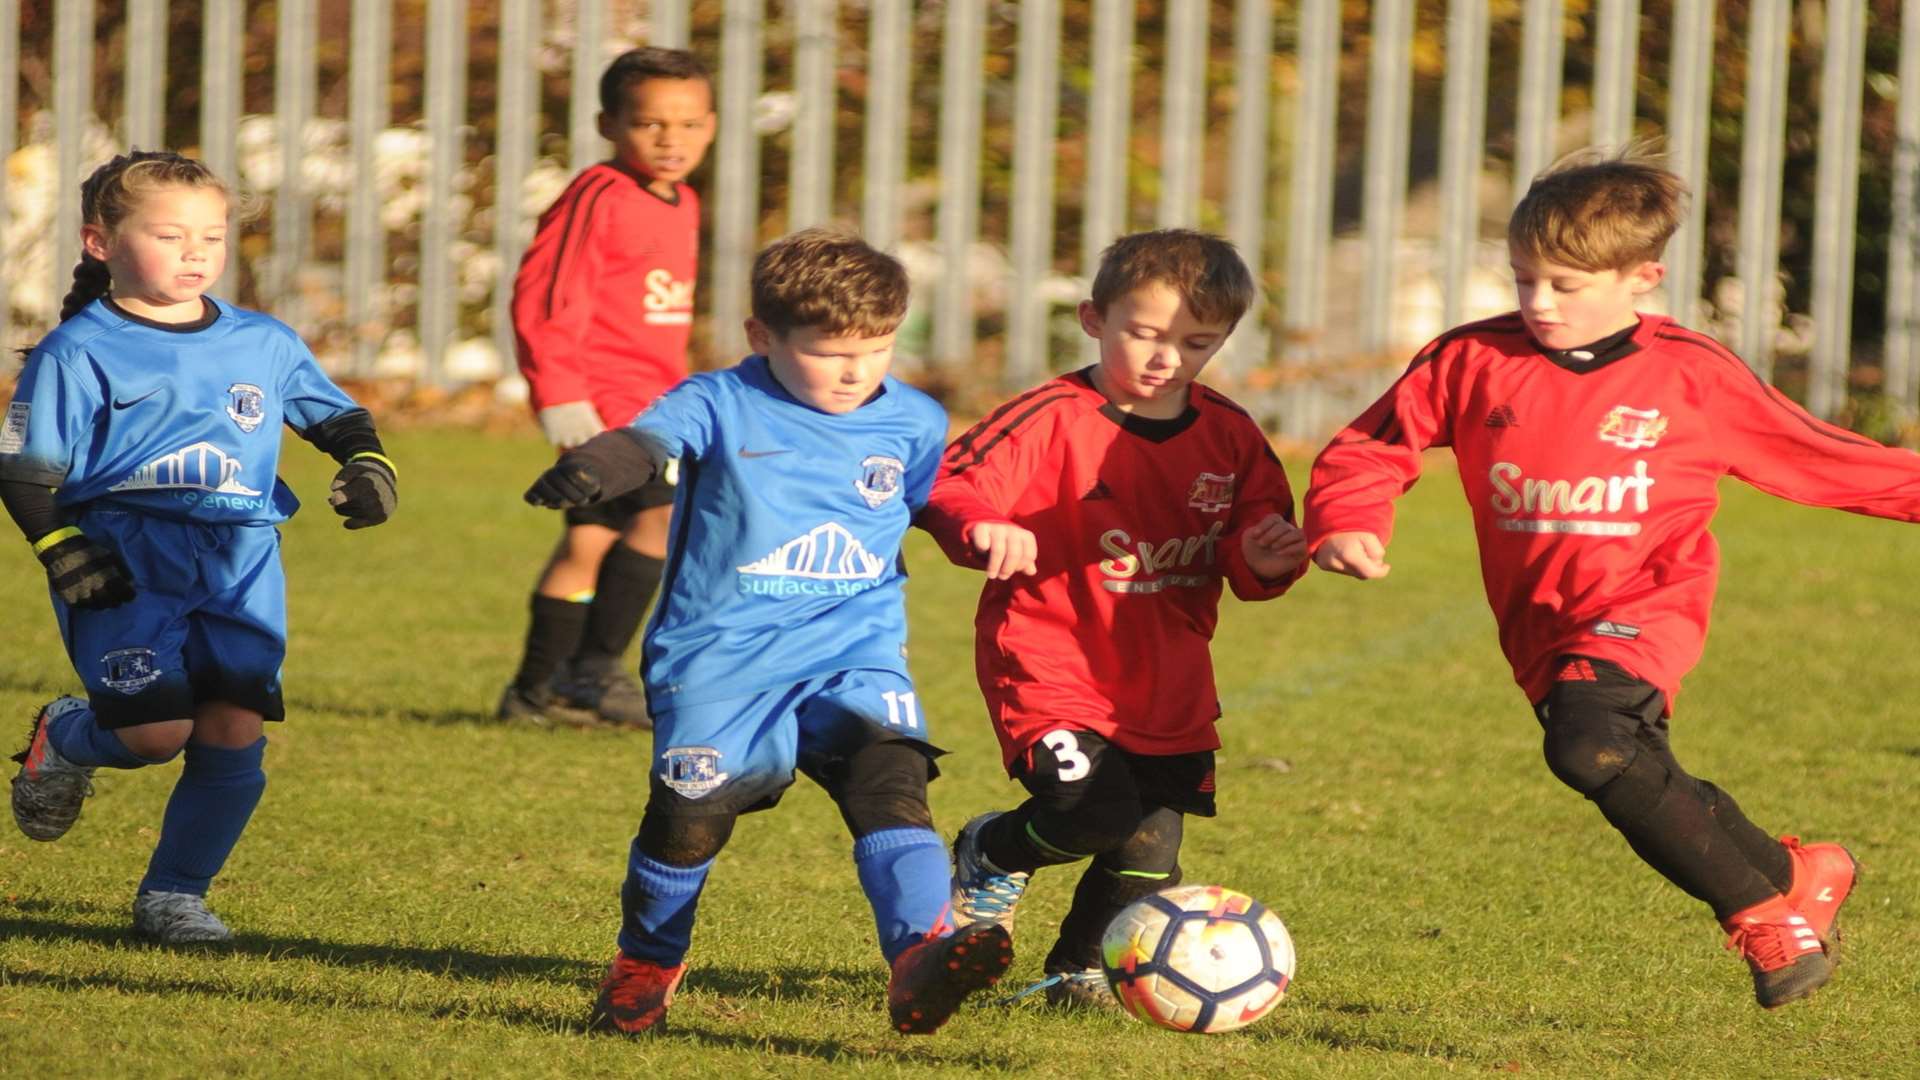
649, 668, 938, 816
54, 510, 287, 728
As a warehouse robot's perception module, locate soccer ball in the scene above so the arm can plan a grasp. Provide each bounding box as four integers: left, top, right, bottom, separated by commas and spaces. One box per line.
1100, 883, 1294, 1034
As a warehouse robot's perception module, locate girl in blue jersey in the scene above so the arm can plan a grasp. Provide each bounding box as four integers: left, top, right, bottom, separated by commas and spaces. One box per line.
2, 151, 398, 943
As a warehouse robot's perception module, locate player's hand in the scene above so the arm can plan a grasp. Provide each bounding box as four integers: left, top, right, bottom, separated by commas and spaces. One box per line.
329, 457, 398, 530
1314, 530, 1390, 580
524, 458, 604, 508
1240, 514, 1308, 581
36, 532, 136, 609
968, 521, 1038, 580
537, 401, 605, 449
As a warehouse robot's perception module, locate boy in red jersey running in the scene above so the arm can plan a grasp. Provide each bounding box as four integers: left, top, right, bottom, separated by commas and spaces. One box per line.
1305, 147, 1913, 1009
501, 47, 716, 728
920, 230, 1309, 1006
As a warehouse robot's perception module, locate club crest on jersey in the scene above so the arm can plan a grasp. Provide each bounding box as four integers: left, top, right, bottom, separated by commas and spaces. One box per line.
1187, 471, 1236, 513
660, 746, 729, 798
225, 383, 266, 433
101, 647, 162, 694
0, 402, 27, 455
1597, 405, 1668, 449
855, 454, 905, 509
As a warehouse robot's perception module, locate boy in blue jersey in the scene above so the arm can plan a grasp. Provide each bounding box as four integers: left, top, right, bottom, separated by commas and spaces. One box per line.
2, 151, 396, 943
523, 227, 1010, 1036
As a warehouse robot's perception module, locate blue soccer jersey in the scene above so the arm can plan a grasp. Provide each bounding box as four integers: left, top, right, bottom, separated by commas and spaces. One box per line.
0, 298, 362, 525
629, 355, 947, 710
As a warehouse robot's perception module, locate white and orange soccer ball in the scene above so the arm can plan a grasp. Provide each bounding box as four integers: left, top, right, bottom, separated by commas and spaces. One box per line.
1099, 884, 1294, 1034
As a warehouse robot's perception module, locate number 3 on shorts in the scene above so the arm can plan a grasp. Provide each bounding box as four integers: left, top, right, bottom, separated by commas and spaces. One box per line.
1041, 729, 1091, 782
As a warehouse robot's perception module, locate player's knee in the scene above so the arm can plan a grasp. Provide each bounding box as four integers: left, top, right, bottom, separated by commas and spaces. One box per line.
637, 802, 738, 867
114, 718, 192, 763
837, 740, 934, 835
1540, 713, 1639, 796
1102, 807, 1185, 875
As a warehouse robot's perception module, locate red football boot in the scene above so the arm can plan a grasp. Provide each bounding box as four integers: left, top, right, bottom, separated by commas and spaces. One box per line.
1720, 894, 1831, 1009
1780, 835, 1858, 945
886, 922, 1012, 1035
587, 951, 687, 1035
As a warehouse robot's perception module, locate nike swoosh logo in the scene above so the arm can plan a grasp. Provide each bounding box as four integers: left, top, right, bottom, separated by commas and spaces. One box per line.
738, 447, 791, 458
112, 389, 162, 409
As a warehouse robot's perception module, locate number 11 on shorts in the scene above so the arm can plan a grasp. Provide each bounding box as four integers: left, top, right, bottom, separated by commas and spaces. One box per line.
882, 689, 919, 730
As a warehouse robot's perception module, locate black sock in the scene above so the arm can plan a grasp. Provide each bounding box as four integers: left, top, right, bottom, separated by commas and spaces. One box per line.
1592, 756, 1781, 920
1046, 861, 1181, 972
1697, 778, 1794, 893
513, 594, 590, 693
572, 546, 664, 677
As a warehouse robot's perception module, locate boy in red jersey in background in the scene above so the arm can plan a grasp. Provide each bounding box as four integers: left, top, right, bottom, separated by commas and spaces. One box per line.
501, 47, 715, 727
920, 229, 1309, 1006
1306, 147, 1920, 1009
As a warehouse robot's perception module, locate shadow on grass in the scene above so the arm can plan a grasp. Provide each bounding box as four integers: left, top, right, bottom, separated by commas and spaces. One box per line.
0, 906, 583, 985
663, 1022, 1030, 1070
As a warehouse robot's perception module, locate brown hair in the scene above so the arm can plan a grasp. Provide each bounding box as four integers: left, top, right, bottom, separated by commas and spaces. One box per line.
600, 47, 712, 113
750, 227, 909, 338
1508, 145, 1688, 272
1089, 229, 1256, 327
57, 150, 235, 323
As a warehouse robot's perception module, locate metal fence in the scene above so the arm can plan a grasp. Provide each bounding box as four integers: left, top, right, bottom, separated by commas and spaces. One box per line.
2, 1, 1915, 437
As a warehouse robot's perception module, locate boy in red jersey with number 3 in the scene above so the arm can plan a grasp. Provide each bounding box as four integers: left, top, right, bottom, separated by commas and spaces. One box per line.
921, 230, 1308, 1006
1306, 147, 1920, 1009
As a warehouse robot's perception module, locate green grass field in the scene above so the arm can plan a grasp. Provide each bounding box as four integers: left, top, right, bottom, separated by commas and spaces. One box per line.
2, 428, 1916, 1078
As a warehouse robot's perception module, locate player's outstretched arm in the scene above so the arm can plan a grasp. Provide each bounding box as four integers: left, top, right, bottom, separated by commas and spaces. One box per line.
523, 428, 658, 509
1313, 530, 1390, 580
1240, 513, 1309, 582
967, 521, 1039, 580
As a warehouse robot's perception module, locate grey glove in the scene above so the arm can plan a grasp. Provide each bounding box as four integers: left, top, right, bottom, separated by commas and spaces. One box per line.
536, 401, 605, 449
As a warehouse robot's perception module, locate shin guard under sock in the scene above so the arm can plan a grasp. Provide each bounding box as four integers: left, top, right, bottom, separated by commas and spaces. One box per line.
1048, 861, 1181, 971
573, 546, 663, 675
47, 704, 161, 769
1591, 755, 1780, 919
980, 805, 1088, 877
513, 594, 590, 692
853, 827, 953, 964
139, 738, 268, 896
617, 840, 713, 965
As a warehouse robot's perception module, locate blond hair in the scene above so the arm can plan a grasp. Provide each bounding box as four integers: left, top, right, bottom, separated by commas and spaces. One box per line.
750, 227, 909, 338
58, 150, 235, 323
1508, 145, 1688, 272
1089, 229, 1256, 327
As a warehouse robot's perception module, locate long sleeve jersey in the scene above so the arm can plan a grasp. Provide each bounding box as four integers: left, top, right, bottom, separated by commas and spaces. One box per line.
921, 370, 1302, 768
1305, 312, 1920, 707
511, 162, 700, 428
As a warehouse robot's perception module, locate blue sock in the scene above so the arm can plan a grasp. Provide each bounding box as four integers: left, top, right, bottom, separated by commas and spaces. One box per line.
853, 827, 952, 964
138, 738, 267, 896
616, 840, 713, 966
46, 704, 158, 769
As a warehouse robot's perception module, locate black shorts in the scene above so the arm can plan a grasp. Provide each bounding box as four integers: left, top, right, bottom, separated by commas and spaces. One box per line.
1013, 727, 1217, 818
563, 473, 676, 529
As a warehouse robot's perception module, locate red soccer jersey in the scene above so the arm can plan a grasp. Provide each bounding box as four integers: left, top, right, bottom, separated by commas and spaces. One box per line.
921, 370, 1303, 768
1306, 312, 1920, 707
512, 162, 700, 428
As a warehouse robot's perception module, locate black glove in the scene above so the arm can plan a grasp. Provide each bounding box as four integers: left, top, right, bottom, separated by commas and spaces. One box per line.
524, 458, 604, 508
329, 456, 398, 529
36, 532, 136, 609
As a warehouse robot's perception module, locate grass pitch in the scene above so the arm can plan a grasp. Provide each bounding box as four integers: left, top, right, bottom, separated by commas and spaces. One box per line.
2, 428, 1916, 1078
